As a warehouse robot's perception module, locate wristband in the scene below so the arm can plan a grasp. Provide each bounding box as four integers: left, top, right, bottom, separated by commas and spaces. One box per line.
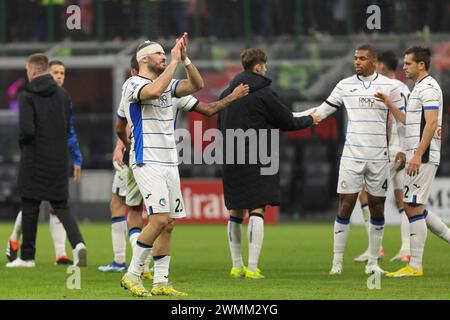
184, 57, 191, 67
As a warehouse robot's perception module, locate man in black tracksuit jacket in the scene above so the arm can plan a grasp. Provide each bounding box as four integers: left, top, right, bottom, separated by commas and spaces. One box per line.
218, 48, 319, 279
7, 53, 86, 268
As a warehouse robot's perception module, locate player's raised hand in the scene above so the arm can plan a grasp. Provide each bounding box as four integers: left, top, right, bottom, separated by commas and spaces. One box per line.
310, 109, 322, 125
180, 32, 189, 62
230, 83, 250, 100
180, 32, 188, 48
171, 38, 182, 63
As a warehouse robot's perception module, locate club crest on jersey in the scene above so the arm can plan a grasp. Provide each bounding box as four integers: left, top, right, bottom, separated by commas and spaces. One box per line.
130, 81, 139, 90
159, 198, 167, 207
359, 97, 375, 108
375, 87, 384, 94
159, 95, 168, 106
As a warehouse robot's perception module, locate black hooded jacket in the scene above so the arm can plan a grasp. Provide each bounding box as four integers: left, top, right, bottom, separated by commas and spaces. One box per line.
218, 71, 313, 210
18, 74, 72, 201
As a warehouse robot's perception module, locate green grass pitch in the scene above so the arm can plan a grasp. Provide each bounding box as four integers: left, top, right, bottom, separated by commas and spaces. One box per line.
0, 222, 449, 300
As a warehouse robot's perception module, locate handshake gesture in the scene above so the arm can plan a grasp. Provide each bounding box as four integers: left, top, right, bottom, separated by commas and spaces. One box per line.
309, 109, 322, 125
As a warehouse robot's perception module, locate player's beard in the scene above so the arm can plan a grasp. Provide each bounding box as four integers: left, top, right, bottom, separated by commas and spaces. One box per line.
147, 63, 165, 76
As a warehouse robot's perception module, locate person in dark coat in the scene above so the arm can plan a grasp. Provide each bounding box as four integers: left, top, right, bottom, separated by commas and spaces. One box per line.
6, 53, 86, 268
218, 48, 320, 279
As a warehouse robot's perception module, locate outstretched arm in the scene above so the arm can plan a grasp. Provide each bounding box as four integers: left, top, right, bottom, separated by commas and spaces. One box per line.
263, 91, 320, 130
293, 101, 338, 120
194, 84, 249, 117
374, 92, 406, 124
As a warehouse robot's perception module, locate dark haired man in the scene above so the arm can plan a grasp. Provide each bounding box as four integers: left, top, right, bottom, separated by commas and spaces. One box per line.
376, 46, 449, 277
302, 45, 404, 276
219, 48, 320, 279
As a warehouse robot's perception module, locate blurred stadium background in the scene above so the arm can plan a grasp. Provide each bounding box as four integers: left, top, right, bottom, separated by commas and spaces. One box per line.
0, 0, 449, 225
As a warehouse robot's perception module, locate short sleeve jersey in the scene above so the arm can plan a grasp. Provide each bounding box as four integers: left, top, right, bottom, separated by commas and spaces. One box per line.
117, 75, 198, 168
404, 75, 443, 165
325, 73, 403, 162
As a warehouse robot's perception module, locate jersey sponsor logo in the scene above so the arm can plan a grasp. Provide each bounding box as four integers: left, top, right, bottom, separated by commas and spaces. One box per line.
359, 97, 376, 108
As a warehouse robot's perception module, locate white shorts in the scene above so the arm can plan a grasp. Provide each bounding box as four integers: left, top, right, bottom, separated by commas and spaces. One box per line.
112, 166, 128, 197
126, 167, 143, 207
133, 165, 186, 219
337, 159, 389, 197
389, 161, 405, 190
403, 163, 437, 205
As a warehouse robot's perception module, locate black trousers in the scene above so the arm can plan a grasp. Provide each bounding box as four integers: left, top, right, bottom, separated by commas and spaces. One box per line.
21, 197, 84, 261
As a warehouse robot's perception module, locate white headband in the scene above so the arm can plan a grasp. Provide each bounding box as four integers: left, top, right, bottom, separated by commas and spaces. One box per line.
136, 41, 165, 62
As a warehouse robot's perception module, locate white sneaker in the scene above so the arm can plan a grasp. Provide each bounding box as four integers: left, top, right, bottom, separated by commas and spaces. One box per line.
365, 264, 387, 275
354, 249, 369, 262
6, 258, 35, 268
329, 263, 343, 275
73, 243, 87, 267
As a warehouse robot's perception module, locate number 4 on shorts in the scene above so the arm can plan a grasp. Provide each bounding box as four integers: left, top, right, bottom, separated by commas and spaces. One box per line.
382, 179, 388, 191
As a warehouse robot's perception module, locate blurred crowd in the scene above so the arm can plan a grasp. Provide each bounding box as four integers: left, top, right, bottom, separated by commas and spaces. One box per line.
5, 0, 450, 42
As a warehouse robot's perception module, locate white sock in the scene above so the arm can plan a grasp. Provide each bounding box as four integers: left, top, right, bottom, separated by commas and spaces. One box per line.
248, 214, 264, 272
399, 208, 410, 255
128, 227, 142, 254
10, 210, 23, 242
128, 241, 151, 276
409, 215, 427, 270
333, 216, 350, 265
153, 255, 171, 285
361, 204, 371, 234
111, 217, 127, 264
49, 213, 67, 258
425, 210, 450, 244
368, 218, 385, 265
227, 217, 244, 269
143, 251, 153, 273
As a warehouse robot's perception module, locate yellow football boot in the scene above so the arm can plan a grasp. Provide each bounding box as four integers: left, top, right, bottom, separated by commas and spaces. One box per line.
230, 266, 247, 278
151, 282, 188, 297
386, 265, 424, 278
245, 268, 265, 279
120, 272, 152, 297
